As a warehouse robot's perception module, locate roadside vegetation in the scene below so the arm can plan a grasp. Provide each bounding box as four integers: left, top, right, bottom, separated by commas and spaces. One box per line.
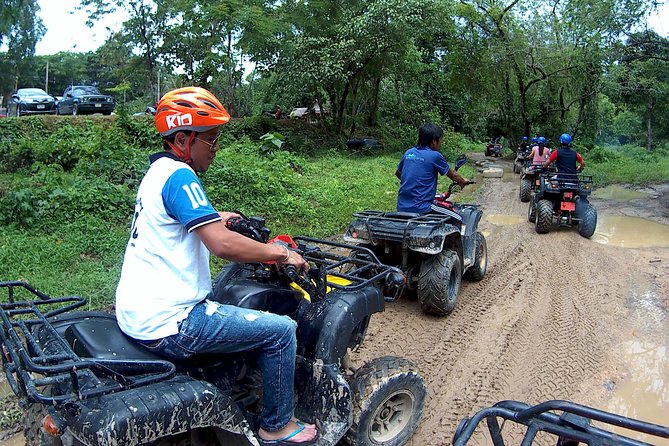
1, 116, 666, 307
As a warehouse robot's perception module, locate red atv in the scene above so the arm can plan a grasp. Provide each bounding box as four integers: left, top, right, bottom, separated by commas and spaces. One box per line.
485, 142, 503, 157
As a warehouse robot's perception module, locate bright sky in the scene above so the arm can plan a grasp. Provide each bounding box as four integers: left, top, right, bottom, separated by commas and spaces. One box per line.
33, 0, 668, 56
34, 0, 125, 56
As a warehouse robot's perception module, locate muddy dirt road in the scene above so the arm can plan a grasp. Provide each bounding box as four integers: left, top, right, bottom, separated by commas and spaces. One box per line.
349, 153, 669, 445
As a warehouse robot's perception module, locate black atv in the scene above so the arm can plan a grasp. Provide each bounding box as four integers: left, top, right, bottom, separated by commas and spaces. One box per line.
452, 399, 668, 446
519, 162, 548, 202
344, 156, 487, 317
513, 147, 530, 174
528, 172, 597, 238
0, 216, 427, 446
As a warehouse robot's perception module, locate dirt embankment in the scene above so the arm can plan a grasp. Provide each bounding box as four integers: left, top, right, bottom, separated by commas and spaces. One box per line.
349, 152, 669, 446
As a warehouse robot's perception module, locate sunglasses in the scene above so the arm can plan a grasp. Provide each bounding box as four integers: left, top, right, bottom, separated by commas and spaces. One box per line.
194, 134, 220, 152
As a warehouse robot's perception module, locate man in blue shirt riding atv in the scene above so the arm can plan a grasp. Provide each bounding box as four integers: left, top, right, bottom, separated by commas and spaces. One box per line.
396, 123, 470, 214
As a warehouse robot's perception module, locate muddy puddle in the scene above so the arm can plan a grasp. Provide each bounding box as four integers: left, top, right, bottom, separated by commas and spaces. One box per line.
598, 277, 669, 445
592, 215, 669, 248
593, 185, 650, 201
603, 339, 669, 445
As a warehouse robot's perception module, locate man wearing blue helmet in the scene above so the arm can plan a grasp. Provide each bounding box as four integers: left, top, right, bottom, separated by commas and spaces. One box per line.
518, 136, 530, 152
543, 133, 585, 175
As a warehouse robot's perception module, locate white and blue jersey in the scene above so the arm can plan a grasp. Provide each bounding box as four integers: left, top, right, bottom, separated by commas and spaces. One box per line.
116, 153, 221, 340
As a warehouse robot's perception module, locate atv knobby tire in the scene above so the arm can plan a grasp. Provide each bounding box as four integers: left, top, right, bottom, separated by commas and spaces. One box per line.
464, 232, 487, 281
535, 199, 553, 234
519, 179, 532, 202
528, 202, 536, 223
418, 249, 461, 316
344, 356, 426, 446
24, 402, 50, 446
578, 205, 597, 238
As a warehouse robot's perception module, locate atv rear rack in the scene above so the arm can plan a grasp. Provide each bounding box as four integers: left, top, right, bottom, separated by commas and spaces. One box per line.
540, 174, 593, 192
346, 210, 456, 244
0, 281, 176, 406
452, 400, 669, 446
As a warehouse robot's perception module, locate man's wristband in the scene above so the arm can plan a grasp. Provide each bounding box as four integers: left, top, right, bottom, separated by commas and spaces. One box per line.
281, 246, 291, 262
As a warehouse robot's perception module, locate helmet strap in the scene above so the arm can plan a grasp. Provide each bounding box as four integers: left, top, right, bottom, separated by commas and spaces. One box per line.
165, 132, 196, 165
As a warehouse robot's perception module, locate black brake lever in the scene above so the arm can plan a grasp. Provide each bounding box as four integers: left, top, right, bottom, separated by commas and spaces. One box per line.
283, 265, 322, 301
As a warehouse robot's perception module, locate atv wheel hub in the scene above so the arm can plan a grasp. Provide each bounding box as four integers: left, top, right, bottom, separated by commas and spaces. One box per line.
369, 390, 415, 442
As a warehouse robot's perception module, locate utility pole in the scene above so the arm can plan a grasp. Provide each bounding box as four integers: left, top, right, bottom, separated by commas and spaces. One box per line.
45, 61, 49, 94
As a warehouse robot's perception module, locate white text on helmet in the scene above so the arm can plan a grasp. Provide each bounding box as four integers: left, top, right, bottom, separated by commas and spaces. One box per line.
166, 113, 193, 130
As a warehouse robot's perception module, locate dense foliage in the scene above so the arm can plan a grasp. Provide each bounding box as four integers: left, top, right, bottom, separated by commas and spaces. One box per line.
0, 116, 666, 304
1, 0, 667, 150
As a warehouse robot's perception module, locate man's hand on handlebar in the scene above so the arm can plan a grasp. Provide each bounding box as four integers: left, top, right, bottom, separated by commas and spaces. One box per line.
273, 242, 309, 273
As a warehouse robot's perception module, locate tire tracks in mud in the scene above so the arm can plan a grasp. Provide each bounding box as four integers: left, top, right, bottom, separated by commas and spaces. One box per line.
348, 154, 640, 446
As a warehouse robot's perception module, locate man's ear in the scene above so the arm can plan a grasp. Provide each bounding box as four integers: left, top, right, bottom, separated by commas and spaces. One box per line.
173, 131, 188, 148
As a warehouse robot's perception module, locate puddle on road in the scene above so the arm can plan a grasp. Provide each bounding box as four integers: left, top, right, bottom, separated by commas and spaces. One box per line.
0, 435, 22, 446
486, 214, 526, 226
592, 216, 669, 248
593, 185, 650, 201
604, 339, 669, 445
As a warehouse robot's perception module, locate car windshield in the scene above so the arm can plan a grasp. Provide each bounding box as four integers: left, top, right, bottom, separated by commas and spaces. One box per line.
20, 89, 48, 96
73, 86, 101, 95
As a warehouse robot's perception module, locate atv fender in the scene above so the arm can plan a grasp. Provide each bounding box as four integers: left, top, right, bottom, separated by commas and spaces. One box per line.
296, 287, 384, 364
405, 222, 461, 255
294, 359, 352, 446
459, 206, 483, 263
62, 375, 254, 446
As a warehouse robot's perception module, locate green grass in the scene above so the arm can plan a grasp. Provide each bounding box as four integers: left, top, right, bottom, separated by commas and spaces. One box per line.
1, 115, 667, 308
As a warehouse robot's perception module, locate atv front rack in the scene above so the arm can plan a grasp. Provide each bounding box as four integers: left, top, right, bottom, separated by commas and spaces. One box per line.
0, 281, 176, 406
452, 400, 669, 446
293, 237, 405, 294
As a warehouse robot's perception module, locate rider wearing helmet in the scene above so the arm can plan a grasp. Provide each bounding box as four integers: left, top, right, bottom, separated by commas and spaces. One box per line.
528, 136, 551, 165
543, 133, 585, 175
518, 136, 530, 153
116, 87, 318, 445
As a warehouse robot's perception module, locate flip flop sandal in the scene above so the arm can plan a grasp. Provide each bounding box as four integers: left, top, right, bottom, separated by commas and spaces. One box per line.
258, 423, 319, 446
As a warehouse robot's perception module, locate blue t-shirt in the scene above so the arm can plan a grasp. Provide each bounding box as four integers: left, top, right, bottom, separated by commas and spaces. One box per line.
396, 146, 451, 213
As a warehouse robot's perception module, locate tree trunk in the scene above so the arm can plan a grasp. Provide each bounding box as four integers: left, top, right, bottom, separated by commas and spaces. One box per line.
646, 96, 654, 152
367, 74, 381, 127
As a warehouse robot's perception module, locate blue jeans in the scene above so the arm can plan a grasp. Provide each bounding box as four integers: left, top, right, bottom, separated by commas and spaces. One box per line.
141, 300, 298, 432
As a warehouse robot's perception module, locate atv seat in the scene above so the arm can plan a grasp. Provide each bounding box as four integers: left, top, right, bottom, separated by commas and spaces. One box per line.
384, 211, 421, 219
63, 314, 165, 361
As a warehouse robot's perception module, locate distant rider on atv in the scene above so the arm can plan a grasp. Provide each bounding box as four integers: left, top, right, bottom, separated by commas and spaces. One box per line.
518, 136, 530, 153
528, 136, 551, 165
115, 87, 318, 445
543, 133, 586, 176
396, 123, 470, 216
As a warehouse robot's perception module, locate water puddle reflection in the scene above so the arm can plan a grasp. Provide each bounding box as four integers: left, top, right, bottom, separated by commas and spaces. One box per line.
604, 340, 669, 445
486, 214, 526, 226
593, 185, 650, 201
592, 216, 669, 248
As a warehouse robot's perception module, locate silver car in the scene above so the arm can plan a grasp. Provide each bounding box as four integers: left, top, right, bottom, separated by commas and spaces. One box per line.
7, 88, 57, 117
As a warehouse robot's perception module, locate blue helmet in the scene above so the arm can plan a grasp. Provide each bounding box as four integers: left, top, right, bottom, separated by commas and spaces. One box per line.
531, 136, 538, 143
538, 136, 546, 144
522, 136, 528, 141
559, 133, 572, 145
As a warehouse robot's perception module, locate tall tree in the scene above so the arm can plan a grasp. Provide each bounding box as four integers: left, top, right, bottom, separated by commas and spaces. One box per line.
79, 0, 164, 102
0, 0, 45, 97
